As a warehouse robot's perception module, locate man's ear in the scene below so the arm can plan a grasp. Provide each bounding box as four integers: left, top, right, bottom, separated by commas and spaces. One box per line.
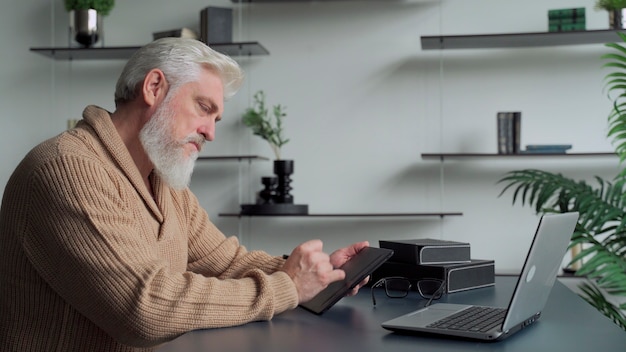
142, 69, 168, 107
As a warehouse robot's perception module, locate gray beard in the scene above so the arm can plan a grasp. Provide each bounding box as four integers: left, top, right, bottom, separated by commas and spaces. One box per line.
139, 102, 201, 190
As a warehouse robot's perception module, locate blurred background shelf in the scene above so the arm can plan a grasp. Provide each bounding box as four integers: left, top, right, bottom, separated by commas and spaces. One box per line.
30, 42, 269, 60
421, 29, 626, 50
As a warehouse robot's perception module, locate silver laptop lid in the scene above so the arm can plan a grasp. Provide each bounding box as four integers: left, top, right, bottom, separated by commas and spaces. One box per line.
502, 212, 579, 331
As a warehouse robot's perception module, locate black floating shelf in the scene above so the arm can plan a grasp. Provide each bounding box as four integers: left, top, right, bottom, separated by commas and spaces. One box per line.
231, 0, 378, 2
219, 212, 463, 218
30, 42, 269, 60
421, 29, 626, 50
421, 152, 616, 161
197, 155, 269, 161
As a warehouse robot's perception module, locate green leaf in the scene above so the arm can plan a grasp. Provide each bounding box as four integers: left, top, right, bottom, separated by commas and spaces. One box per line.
241, 90, 289, 159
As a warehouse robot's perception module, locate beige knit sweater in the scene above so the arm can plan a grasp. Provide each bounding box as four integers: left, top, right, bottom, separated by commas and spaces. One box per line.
0, 106, 299, 351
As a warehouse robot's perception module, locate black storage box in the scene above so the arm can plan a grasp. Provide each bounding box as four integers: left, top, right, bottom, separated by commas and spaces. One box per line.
379, 238, 471, 265
372, 259, 495, 294
200, 6, 233, 44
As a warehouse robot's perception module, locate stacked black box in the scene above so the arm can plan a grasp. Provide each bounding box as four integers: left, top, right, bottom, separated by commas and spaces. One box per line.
379, 238, 471, 265
374, 239, 495, 294
200, 6, 233, 45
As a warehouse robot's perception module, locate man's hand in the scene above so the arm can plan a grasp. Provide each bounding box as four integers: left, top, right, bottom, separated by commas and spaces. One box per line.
329, 241, 370, 296
280, 240, 346, 303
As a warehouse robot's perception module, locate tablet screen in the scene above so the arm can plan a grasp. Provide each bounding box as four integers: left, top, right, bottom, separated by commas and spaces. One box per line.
299, 246, 394, 314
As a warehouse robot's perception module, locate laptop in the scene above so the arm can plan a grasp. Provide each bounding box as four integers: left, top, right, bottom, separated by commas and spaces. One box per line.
300, 246, 394, 314
381, 212, 579, 341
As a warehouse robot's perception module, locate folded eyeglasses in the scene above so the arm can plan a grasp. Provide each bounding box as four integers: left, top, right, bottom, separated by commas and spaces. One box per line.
370, 276, 445, 307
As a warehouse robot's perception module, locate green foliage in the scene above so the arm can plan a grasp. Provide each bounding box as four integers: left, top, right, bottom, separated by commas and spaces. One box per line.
604, 33, 626, 171
242, 91, 289, 160
64, 0, 115, 16
596, 0, 626, 10
579, 281, 626, 328
497, 33, 626, 331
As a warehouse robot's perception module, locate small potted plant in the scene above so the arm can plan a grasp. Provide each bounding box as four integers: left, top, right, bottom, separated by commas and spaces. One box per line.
64, 0, 115, 47
64, 0, 115, 15
242, 90, 289, 160
595, 0, 626, 28
243, 91, 300, 206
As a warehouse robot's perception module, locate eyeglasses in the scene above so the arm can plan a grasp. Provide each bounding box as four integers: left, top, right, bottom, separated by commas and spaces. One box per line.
371, 276, 445, 307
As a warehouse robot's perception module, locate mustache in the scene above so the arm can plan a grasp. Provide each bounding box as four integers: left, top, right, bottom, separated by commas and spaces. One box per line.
181, 134, 206, 151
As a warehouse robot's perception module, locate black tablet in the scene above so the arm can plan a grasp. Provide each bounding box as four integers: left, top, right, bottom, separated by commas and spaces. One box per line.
299, 246, 394, 315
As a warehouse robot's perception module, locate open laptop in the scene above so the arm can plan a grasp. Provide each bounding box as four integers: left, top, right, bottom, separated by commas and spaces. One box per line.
381, 212, 579, 341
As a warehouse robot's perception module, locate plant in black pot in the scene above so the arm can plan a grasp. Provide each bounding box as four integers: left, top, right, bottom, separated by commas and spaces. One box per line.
242, 91, 307, 215
596, 0, 626, 28
64, 0, 115, 47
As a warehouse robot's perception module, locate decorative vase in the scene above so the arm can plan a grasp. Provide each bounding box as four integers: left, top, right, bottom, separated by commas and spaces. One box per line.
70, 9, 102, 47
609, 9, 626, 29
239, 159, 308, 215
257, 177, 277, 204
273, 159, 294, 204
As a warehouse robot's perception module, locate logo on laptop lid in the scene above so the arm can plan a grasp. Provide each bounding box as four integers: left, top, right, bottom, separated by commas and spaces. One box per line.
525, 265, 536, 283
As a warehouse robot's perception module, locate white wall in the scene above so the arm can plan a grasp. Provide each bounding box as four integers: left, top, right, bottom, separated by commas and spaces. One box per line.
0, 0, 620, 273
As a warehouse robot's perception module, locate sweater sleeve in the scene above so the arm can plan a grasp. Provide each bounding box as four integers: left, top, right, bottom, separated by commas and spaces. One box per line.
21, 154, 298, 348
183, 190, 288, 276
181, 189, 299, 313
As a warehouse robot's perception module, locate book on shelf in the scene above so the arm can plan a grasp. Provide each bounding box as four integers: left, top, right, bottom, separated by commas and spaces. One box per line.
549, 23, 587, 32
153, 27, 199, 41
547, 7, 585, 32
548, 7, 585, 20
548, 17, 586, 25
522, 144, 572, 154
497, 112, 521, 154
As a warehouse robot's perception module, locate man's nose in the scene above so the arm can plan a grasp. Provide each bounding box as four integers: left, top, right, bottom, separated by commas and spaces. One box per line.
198, 120, 215, 142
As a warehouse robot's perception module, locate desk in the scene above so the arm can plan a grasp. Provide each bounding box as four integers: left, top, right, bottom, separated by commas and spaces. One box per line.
157, 276, 625, 351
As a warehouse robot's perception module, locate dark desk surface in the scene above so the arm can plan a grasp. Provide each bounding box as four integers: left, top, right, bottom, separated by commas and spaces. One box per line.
157, 276, 626, 352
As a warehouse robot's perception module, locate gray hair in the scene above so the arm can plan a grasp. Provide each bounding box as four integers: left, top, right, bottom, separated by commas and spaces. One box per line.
114, 38, 244, 106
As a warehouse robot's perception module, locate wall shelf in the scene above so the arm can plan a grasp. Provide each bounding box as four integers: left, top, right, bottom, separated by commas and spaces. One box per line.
421, 29, 626, 50
422, 152, 617, 161
231, 0, 392, 2
197, 155, 269, 162
30, 42, 270, 60
219, 212, 463, 218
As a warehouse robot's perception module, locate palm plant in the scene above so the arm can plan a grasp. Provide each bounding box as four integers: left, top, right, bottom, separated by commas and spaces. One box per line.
595, 0, 626, 11
497, 33, 626, 331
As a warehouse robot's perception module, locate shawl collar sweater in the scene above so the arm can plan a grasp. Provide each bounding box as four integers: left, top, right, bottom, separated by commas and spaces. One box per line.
0, 106, 298, 351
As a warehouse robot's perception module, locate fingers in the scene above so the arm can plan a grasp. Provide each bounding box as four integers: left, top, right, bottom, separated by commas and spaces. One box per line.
350, 241, 370, 257
329, 241, 371, 268
299, 239, 324, 254
281, 240, 372, 303
344, 275, 370, 297
282, 240, 346, 303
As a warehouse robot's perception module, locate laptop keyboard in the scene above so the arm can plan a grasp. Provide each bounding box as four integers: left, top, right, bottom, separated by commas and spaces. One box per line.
427, 306, 507, 332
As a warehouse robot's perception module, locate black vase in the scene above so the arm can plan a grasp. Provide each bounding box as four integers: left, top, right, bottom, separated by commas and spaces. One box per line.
257, 177, 277, 204
273, 159, 294, 204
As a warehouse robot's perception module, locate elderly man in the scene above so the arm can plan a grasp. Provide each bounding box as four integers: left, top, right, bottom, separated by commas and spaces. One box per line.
0, 38, 368, 351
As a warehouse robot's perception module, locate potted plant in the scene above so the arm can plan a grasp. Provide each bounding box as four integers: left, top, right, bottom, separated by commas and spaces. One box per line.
242, 90, 289, 160
497, 33, 626, 331
242, 90, 299, 205
596, 0, 626, 28
64, 0, 115, 16
64, 0, 115, 47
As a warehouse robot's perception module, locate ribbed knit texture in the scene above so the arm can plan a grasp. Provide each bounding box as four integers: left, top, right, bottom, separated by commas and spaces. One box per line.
0, 106, 298, 351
